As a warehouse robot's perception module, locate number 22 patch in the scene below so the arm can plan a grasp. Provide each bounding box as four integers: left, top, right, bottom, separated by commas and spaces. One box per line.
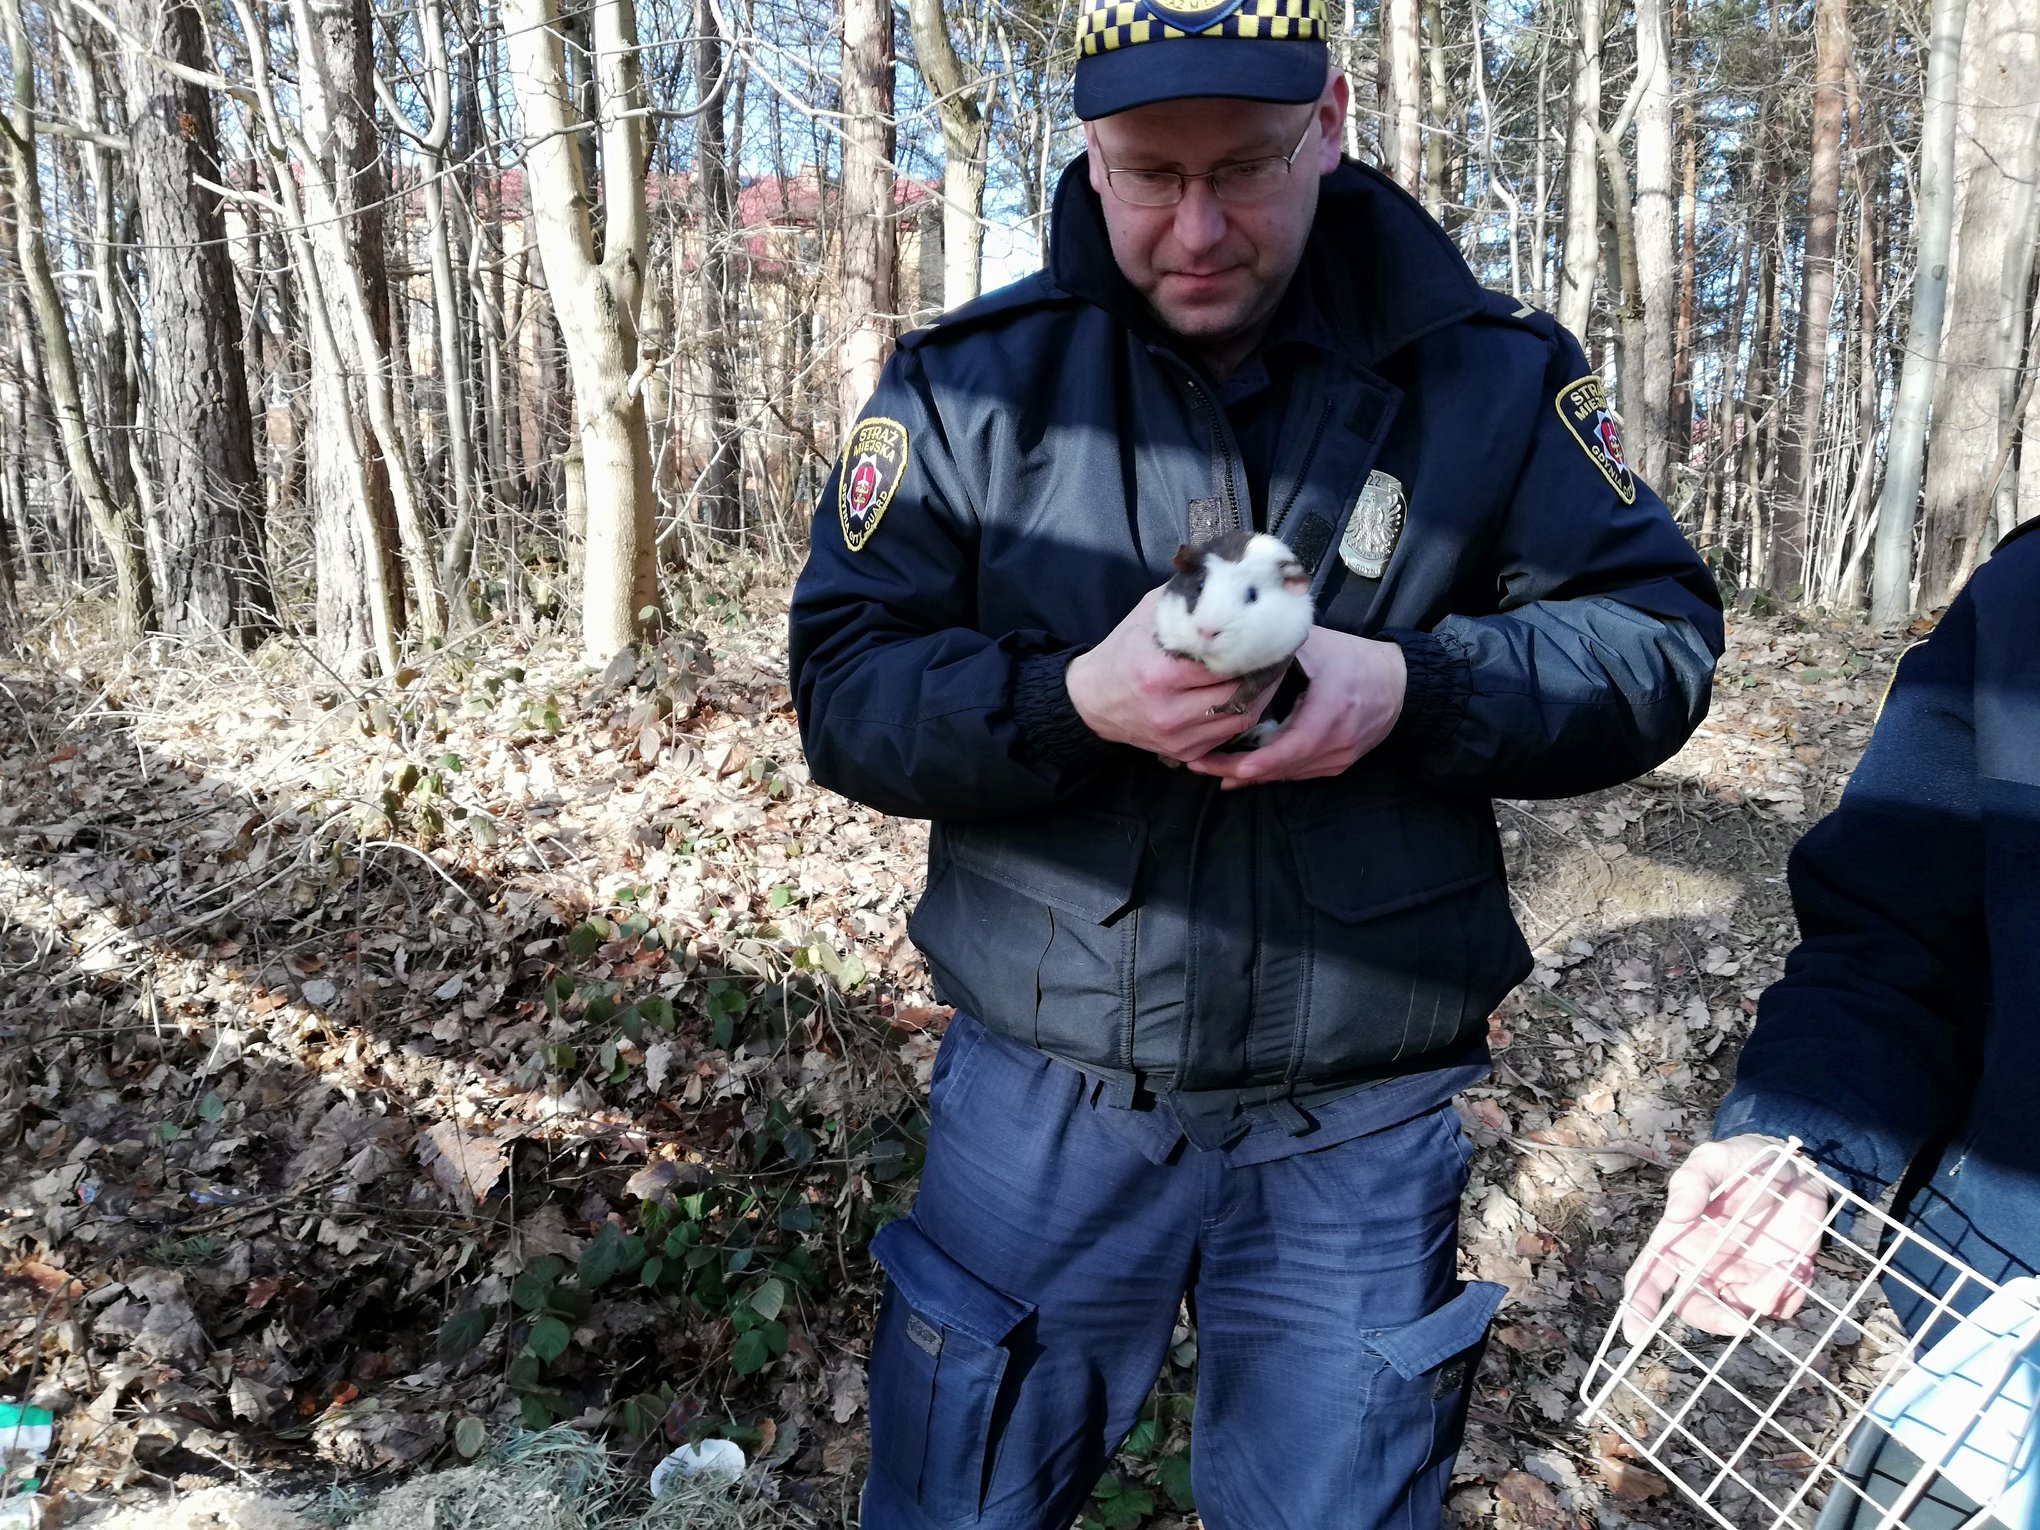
838, 417, 910, 552
1554, 376, 1636, 505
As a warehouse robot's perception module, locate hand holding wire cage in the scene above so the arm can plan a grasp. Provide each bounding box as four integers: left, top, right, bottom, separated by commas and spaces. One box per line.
1581, 1139, 2040, 1530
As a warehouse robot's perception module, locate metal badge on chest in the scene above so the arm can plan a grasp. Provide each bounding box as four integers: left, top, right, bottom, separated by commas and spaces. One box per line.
1339, 470, 1406, 580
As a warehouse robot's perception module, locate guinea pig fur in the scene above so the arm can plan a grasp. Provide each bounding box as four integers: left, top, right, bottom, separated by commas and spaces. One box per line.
1154, 530, 1313, 680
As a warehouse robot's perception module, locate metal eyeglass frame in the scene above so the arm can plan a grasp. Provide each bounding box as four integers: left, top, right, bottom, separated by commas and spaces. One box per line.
1100, 116, 1319, 208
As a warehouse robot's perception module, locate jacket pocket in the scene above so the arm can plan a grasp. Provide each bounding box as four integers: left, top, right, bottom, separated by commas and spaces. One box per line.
1286, 799, 1527, 1069
868, 1217, 1034, 1526
910, 808, 1144, 1063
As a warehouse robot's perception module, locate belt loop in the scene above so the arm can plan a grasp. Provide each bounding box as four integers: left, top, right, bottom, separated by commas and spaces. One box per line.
1268, 1091, 1312, 1137
1094, 1071, 1137, 1111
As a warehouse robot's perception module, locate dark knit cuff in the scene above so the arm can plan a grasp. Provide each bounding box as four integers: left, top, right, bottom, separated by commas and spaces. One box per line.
1013, 649, 1121, 775
1382, 627, 1471, 755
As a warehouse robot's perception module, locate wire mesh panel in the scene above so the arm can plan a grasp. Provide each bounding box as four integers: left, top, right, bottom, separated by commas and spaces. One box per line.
1579, 1140, 2040, 1530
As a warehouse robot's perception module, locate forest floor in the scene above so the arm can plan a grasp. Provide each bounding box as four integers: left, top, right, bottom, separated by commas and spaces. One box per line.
0, 575, 1923, 1530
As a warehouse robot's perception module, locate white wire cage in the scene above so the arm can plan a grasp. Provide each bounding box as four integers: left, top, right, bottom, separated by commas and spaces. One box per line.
1579, 1140, 2040, 1530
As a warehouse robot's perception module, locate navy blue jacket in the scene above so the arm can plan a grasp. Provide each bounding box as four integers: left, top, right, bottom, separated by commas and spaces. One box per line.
790, 158, 1723, 1098
1717, 524, 2040, 1331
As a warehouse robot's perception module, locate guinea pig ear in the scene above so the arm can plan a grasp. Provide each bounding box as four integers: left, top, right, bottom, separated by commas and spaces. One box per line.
1280, 559, 1309, 591
1171, 543, 1203, 575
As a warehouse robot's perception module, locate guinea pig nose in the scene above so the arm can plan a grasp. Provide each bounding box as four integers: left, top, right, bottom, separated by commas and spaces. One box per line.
1199, 627, 1223, 641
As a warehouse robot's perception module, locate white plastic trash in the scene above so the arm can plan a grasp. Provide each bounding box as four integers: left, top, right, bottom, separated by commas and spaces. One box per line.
648, 1439, 747, 1495
0, 1404, 51, 1462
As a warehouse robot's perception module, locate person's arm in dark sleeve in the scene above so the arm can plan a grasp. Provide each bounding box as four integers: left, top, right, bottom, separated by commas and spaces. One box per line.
1711, 600, 1987, 1196
788, 346, 1120, 821
1385, 325, 1724, 799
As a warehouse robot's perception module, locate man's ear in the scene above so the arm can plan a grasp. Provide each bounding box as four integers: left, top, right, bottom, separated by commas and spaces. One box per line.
1085, 123, 1108, 196
1317, 72, 1349, 173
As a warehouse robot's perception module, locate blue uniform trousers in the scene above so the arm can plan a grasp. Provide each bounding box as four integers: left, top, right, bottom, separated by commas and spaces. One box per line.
861, 1016, 1505, 1530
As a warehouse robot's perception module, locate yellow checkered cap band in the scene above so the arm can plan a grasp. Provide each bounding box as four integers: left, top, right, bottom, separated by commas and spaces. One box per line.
1079, 0, 1328, 56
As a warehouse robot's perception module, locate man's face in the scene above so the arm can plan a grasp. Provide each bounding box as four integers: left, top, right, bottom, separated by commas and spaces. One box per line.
1085, 76, 1347, 363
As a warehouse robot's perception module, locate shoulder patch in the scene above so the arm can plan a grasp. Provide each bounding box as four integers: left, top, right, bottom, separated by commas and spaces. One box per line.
1992, 517, 2040, 556
1554, 375, 1637, 505
838, 418, 909, 552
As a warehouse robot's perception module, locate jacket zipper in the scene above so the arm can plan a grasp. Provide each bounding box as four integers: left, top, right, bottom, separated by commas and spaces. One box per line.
1158, 350, 1244, 533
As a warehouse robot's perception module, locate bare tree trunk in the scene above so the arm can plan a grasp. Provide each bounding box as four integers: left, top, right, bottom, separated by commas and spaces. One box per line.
1558, 0, 1603, 338
1672, 87, 1698, 454
0, 324, 25, 592
229, 0, 400, 674
0, 0, 154, 635
289, 0, 444, 643
506, 0, 658, 663
839, 0, 897, 430
1773, 0, 1849, 596
1916, 0, 2037, 604
1596, 130, 1646, 437
1, 176, 63, 586
1630, 0, 1676, 491
1422, 0, 1448, 218
1533, 26, 1553, 309
116, 0, 274, 645
53, 21, 139, 526
693, 0, 741, 535
908, 0, 990, 309
1381, 0, 1422, 192
395, 0, 482, 606
1872, 0, 1967, 622
1988, 114, 2039, 540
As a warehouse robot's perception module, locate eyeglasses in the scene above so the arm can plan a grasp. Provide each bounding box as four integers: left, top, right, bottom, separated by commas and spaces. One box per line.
1100, 117, 1318, 208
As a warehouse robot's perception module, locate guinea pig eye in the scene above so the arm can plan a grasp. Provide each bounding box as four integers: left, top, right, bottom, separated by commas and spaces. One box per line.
1244, 587, 1258, 603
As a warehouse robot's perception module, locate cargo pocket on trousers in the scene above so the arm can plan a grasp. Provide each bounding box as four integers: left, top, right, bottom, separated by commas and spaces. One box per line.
868, 1217, 1034, 1526
1358, 1280, 1507, 1467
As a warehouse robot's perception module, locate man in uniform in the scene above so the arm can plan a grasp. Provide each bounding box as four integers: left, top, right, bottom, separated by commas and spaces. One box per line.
790, 3, 1724, 1525
1623, 520, 2040, 1527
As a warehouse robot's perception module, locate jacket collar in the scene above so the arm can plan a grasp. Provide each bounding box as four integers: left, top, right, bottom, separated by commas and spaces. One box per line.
1048, 153, 1485, 369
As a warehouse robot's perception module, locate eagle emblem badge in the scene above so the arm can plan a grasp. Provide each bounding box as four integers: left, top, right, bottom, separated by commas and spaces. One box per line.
1339, 471, 1406, 581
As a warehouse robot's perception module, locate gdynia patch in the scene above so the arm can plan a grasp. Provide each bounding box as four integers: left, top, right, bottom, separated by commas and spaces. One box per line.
1555, 376, 1636, 505
838, 417, 909, 552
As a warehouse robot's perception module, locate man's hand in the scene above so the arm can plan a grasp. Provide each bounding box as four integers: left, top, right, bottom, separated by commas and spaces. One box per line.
1066, 588, 1271, 763
1186, 626, 1406, 787
1621, 1136, 1831, 1346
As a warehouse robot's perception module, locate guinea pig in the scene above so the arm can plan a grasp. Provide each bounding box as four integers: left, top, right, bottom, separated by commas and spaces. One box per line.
1154, 531, 1313, 713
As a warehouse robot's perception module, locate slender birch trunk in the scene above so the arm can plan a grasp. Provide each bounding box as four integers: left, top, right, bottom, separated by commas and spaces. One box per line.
908, 0, 990, 310
506, 0, 658, 662
839, 0, 897, 430
1872, 0, 1967, 622
1558, 0, 1603, 339
0, 0, 153, 635
1916, 0, 2036, 603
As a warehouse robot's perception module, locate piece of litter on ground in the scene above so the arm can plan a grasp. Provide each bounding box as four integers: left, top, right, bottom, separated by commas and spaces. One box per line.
0, 1404, 52, 1459
649, 1439, 747, 1495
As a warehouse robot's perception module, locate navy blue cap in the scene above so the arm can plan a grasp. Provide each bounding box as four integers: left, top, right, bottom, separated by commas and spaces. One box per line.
1074, 1, 1331, 121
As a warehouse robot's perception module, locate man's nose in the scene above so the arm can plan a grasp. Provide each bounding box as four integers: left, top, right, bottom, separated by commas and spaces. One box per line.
1171, 178, 1228, 253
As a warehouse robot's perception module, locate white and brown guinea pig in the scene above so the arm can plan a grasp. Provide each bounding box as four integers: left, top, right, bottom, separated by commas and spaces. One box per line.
1154, 531, 1313, 695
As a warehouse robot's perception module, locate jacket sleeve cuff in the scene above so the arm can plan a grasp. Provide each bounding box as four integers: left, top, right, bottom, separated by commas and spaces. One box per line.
1012, 649, 1122, 776
1713, 1088, 1894, 1200
1382, 627, 1471, 755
